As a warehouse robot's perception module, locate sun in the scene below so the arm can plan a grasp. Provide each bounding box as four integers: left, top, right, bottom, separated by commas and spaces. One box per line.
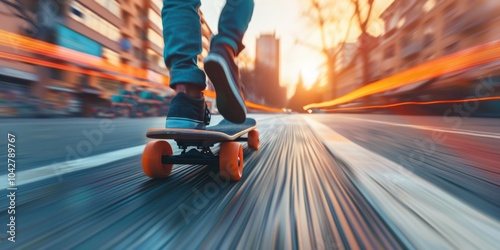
302, 68, 320, 88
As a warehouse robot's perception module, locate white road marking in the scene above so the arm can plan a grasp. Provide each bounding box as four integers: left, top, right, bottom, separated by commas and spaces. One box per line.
337, 115, 500, 139
1, 145, 145, 189
305, 117, 500, 249
1, 115, 268, 189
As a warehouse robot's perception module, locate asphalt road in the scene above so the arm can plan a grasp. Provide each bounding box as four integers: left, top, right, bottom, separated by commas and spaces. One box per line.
0, 114, 498, 249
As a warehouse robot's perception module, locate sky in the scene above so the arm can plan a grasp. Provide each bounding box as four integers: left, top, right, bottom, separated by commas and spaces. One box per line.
200, 0, 393, 97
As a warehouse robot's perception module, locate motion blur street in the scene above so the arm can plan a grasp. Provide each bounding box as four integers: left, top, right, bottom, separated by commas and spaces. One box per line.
1, 114, 499, 248
2, 0, 500, 248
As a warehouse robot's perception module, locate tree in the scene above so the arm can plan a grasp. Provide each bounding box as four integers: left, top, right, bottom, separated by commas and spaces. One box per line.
350, 0, 376, 86
286, 71, 325, 112
0, 0, 38, 36
297, 0, 355, 99
286, 72, 308, 112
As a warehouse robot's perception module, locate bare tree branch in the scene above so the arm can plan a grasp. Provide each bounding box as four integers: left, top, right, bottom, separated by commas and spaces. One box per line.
0, 0, 37, 29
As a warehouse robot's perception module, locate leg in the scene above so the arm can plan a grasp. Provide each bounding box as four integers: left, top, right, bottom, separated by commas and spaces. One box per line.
204, 0, 254, 123
212, 0, 255, 55
162, 0, 210, 129
162, 0, 206, 90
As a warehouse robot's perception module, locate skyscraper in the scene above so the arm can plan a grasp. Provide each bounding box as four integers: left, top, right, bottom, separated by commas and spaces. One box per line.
254, 33, 286, 107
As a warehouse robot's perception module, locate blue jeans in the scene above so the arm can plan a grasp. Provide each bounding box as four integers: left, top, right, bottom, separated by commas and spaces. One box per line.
162, 0, 254, 88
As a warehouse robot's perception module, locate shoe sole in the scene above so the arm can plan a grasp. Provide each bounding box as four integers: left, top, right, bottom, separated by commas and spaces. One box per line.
204, 54, 247, 123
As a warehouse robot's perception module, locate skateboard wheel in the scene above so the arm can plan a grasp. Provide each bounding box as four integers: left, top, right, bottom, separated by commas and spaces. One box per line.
142, 140, 173, 178
247, 130, 259, 150
219, 142, 244, 181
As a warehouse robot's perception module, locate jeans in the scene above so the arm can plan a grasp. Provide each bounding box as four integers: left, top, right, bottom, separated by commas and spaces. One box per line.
162, 0, 254, 88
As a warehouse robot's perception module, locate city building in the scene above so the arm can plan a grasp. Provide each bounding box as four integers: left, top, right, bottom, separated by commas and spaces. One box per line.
254, 33, 286, 107
378, 0, 500, 79
336, 43, 357, 72
329, 0, 500, 104
0, 0, 213, 117
331, 34, 379, 99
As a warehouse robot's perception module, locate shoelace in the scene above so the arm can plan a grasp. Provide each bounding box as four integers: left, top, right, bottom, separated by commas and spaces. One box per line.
204, 104, 211, 125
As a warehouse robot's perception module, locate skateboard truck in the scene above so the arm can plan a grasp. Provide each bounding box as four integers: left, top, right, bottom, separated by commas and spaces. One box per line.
162, 148, 219, 165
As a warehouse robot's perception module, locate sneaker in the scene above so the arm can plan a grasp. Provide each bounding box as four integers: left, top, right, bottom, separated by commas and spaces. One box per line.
166, 92, 211, 129
204, 44, 246, 123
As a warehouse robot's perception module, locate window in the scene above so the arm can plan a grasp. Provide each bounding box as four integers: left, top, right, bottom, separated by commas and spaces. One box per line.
148, 8, 162, 28
78, 74, 89, 86
397, 17, 406, 29
135, 5, 143, 17
423, 0, 436, 12
147, 49, 166, 68
444, 42, 459, 55
122, 12, 131, 27
134, 25, 144, 40
69, 1, 120, 42
102, 48, 120, 66
423, 20, 435, 47
49, 68, 64, 81
95, 0, 121, 18
134, 46, 143, 60
152, 0, 162, 10
147, 28, 164, 49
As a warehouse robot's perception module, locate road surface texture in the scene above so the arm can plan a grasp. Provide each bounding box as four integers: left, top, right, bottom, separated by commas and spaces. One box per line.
0, 114, 498, 249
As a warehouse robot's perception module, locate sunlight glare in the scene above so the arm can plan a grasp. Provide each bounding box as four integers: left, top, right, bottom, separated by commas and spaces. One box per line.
302, 67, 320, 88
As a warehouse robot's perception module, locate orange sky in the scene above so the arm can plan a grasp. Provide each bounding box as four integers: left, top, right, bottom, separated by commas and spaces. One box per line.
201, 0, 393, 98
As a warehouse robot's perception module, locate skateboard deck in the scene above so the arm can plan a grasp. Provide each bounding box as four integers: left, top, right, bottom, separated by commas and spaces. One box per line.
142, 118, 259, 182
146, 118, 257, 143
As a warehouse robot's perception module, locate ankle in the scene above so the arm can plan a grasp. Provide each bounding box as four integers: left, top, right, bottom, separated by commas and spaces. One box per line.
175, 84, 203, 98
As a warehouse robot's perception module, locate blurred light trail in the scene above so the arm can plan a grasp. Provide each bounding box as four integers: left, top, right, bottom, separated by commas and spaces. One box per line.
0, 51, 164, 89
0, 30, 281, 113
303, 40, 500, 110
322, 96, 500, 112
0, 30, 169, 85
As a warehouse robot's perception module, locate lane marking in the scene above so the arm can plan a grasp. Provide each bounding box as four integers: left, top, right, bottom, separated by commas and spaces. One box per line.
0, 145, 146, 189
0, 115, 267, 189
335, 115, 500, 140
305, 117, 500, 249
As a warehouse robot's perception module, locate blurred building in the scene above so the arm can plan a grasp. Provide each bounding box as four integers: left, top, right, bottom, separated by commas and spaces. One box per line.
333, 35, 379, 98
0, 0, 213, 117
336, 43, 357, 71
330, 0, 500, 104
0, 0, 42, 117
378, 0, 500, 78
254, 33, 286, 107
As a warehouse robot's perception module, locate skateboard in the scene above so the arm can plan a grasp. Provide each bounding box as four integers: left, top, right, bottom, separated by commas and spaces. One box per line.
142, 118, 259, 181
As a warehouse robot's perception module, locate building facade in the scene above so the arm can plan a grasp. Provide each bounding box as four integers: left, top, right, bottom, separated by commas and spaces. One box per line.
254, 33, 286, 107
330, 0, 500, 104
0, 0, 213, 117
378, 0, 500, 79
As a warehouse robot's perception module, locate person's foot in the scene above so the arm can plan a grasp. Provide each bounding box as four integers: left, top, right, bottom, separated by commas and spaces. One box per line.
166, 92, 211, 129
204, 43, 246, 123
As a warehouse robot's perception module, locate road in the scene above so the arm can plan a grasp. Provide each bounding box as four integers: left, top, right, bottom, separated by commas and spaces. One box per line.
0, 114, 499, 249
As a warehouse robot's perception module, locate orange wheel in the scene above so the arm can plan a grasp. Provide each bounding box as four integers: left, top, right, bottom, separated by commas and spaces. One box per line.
142, 140, 173, 178
219, 142, 244, 181
247, 130, 259, 150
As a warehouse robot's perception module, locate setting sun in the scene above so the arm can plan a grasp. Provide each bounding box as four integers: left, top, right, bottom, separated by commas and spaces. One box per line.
302, 67, 320, 88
